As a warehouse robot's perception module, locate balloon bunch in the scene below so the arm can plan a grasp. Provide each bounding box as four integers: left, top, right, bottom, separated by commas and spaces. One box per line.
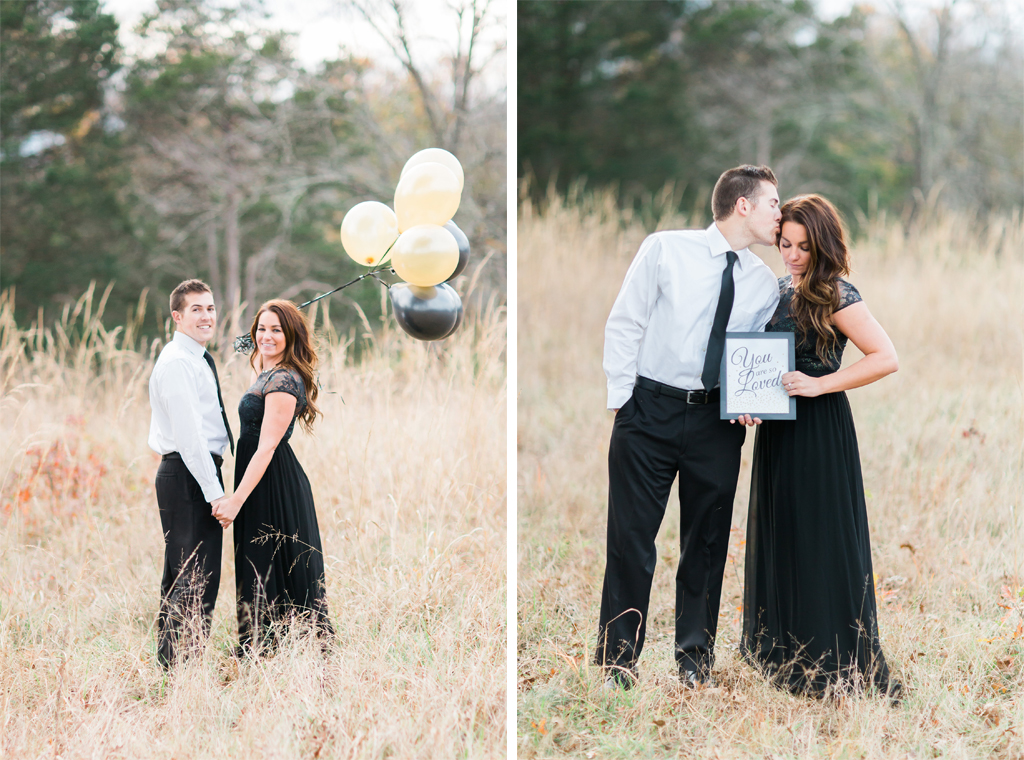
232, 148, 471, 355
341, 148, 471, 341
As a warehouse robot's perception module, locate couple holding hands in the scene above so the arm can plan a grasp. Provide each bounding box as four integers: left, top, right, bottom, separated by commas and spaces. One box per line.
597, 165, 903, 702
148, 280, 333, 666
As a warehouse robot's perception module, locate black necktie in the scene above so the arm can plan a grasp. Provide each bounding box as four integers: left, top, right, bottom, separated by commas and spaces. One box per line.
701, 250, 737, 392
203, 350, 235, 456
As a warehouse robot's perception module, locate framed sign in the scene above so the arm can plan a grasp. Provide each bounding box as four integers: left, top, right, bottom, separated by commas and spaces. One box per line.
719, 332, 796, 420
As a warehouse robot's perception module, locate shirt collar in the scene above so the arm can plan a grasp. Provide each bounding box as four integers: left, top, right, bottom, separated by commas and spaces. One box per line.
173, 330, 208, 357
706, 222, 751, 268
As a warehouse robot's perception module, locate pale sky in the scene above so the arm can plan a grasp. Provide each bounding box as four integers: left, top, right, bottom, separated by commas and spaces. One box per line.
816, 0, 1024, 26
102, 0, 507, 78
99, 0, 1016, 92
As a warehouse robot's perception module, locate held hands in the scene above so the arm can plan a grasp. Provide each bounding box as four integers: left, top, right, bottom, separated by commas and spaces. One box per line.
211, 495, 242, 529
782, 371, 824, 398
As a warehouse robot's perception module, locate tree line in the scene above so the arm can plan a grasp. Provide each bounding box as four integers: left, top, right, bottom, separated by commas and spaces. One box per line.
1, 0, 506, 334
518, 0, 1023, 227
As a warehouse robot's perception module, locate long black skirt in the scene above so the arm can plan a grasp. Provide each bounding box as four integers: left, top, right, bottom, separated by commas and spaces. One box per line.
233, 433, 334, 651
741, 389, 896, 697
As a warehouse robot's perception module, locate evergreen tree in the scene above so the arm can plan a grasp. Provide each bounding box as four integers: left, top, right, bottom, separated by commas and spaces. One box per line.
1, 0, 141, 324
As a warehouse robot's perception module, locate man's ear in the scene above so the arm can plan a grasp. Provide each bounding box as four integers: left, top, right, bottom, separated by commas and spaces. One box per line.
171, 310, 182, 325
735, 196, 751, 218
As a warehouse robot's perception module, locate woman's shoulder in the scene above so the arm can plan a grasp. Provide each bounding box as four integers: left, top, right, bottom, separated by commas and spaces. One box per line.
263, 366, 306, 398
835, 278, 863, 311
267, 364, 303, 380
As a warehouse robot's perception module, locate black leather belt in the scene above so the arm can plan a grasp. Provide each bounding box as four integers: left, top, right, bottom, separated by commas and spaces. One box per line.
635, 375, 718, 405
162, 451, 224, 467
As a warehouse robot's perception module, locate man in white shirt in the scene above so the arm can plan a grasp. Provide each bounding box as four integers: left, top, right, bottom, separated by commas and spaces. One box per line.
597, 165, 782, 688
149, 279, 234, 667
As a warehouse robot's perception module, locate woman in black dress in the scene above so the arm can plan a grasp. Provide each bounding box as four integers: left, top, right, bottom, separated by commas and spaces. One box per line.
212, 299, 334, 652
741, 195, 901, 700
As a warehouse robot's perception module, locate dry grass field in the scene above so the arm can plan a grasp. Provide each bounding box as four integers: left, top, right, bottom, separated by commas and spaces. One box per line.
0, 285, 507, 759
517, 191, 1024, 759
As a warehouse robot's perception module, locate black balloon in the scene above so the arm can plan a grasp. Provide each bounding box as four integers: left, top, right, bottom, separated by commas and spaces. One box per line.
443, 299, 464, 338
390, 282, 463, 341
443, 220, 470, 282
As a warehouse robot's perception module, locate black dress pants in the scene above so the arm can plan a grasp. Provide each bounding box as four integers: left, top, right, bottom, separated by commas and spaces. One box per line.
596, 382, 746, 676
155, 456, 223, 667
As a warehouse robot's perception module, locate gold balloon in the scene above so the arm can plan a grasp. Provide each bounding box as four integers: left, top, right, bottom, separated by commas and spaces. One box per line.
394, 162, 461, 232
401, 148, 465, 193
390, 225, 459, 287
340, 201, 399, 266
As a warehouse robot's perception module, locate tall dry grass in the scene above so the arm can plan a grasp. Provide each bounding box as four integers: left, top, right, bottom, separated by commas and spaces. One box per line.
517, 189, 1024, 759
0, 283, 507, 759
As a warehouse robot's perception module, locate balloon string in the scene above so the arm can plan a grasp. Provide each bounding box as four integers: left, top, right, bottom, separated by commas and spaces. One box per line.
297, 266, 396, 310
232, 265, 397, 354
302, 265, 393, 396
297, 236, 397, 308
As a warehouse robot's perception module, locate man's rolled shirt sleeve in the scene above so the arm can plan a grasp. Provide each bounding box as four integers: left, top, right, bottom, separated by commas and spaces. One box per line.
604, 235, 662, 409
159, 360, 225, 503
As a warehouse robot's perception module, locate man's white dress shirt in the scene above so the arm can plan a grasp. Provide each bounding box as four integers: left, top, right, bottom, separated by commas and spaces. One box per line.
604, 222, 781, 409
148, 331, 230, 502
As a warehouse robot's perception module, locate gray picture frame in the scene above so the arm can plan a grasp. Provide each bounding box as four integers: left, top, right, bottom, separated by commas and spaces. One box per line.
719, 332, 797, 420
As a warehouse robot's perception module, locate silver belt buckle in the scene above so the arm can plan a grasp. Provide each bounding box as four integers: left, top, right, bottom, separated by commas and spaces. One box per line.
686, 390, 707, 404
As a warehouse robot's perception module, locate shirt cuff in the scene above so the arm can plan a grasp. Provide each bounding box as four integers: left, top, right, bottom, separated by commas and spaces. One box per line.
607, 385, 634, 410
200, 482, 225, 503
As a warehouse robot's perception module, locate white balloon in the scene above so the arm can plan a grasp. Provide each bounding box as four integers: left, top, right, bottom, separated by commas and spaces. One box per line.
340, 201, 398, 266
394, 162, 461, 232
401, 148, 465, 193
391, 224, 460, 287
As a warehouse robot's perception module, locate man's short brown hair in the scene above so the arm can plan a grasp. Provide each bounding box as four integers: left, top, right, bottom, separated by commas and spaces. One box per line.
170, 279, 212, 314
712, 165, 778, 221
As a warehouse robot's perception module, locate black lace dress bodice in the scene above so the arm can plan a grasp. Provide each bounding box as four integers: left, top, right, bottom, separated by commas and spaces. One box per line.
238, 367, 308, 441
766, 275, 863, 374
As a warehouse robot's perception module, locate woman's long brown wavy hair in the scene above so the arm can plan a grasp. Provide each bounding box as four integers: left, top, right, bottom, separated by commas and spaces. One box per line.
248, 299, 321, 433
777, 195, 851, 364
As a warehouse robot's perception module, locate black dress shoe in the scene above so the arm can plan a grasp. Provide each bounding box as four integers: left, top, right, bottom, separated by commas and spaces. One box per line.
885, 680, 904, 707
601, 665, 638, 690
680, 668, 712, 689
